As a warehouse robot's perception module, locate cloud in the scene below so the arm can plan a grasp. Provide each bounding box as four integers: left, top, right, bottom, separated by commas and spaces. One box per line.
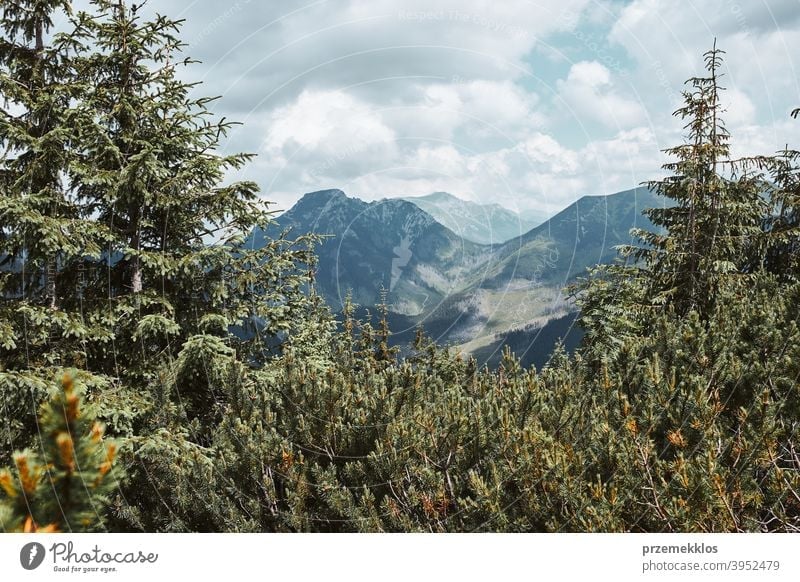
598, 0, 799, 190
728, 118, 799, 159
257, 89, 399, 190
521, 133, 580, 174
557, 60, 647, 128
253, 112, 666, 219
404, 144, 467, 177
251, 78, 549, 209
394, 80, 544, 142
117, 0, 591, 113
261, 90, 395, 153
723, 87, 757, 126
57, 0, 799, 220
608, 0, 800, 124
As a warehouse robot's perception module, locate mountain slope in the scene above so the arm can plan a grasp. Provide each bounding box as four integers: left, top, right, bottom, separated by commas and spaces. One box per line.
419, 186, 664, 349
250, 189, 491, 314
481, 186, 663, 288
401, 192, 539, 245
251, 186, 665, 366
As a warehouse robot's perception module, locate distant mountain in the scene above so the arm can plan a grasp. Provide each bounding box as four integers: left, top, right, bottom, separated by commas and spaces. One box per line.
250, 186, 664, 367
518, 207, 550, 229
400, 192, 539, 245
478, 186, 662, 288
249, 189, 490, 315
409, 186, 664, 357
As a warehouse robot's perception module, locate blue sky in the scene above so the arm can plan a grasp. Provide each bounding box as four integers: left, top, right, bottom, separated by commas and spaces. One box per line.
65, 0, 800, 216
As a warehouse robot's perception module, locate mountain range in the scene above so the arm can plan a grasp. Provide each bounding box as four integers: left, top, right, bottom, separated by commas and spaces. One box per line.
251, 187, 664, 367
250, 189, 490, 315
400, 191, 542, 244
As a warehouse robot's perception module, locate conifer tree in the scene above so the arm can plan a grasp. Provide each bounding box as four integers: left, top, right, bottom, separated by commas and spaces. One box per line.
623, 44, 766, 317
3, 2, 799, 535
1, 0, 317, 412
0, 0, 111, 464
1, 0, 319, 522
0, 0, 72, 313
66, 0, 319, 382
760, 112, 800, 280
46, 0, 317, 528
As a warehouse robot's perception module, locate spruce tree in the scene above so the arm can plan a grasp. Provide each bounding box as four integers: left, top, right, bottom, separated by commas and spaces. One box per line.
0, 0, 72, 314
3, 3, 798, 534
60, 0, 318, 528
760, 113, 800, 280
68, 0, 318, 383
0, 0, 111, 465
624, 44, 766, 317
1, 0, 319, 526
1, 0, 317, 396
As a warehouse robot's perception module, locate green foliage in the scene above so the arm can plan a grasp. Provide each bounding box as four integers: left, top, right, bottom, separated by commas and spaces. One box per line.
0, 372, 121, 532
108, 283, 799, 532
619, 45, 766, 318
2, 6, 799, 534
753, 139, 800, 281
0, 0, 109, 369
64, 0, 319, 380
1, 0, 318, 530
0, 0, 315, 446
568, 46, 800, 531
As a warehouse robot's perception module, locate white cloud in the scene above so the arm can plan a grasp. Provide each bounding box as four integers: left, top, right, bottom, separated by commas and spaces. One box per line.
116, 0, 592, 113
608, 0, 800, 123
599, 0, 799, 197
557, 61, 647, 128
55, 0, 799, 219
728, 118, 800, 159
405, 145, 467, 176
261, 91, 391, 152
256, 90, 399, 196
252, 121, 667, 216
521, 133, 580, 174
394, 80, 544, 141
568, 60, 612, 86
252, 78, 550, 209
723, 87, 757, 126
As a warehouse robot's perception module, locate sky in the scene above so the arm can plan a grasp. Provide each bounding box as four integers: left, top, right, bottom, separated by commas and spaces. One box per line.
62, 0, 800, 216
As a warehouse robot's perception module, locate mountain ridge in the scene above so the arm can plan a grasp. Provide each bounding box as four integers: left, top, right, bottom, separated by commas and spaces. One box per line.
400, 191, 540, 245
250, 186, 663, 366
250, 189, 491, 315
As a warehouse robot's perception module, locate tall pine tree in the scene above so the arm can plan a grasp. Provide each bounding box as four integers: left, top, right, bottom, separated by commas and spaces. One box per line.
623, 44, 766, 317
1, 0, 319, 521
0, 0, 112, 465
68, 0, 318, 384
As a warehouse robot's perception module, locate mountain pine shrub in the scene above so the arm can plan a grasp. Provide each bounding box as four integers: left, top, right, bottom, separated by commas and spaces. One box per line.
0, 372, 121, 532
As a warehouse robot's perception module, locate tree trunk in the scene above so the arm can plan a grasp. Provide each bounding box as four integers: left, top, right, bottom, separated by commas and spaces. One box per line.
131, 258, 142, 293
46, 258, 57, 309
130, 228, 142, 293
36, 18, 58, 310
